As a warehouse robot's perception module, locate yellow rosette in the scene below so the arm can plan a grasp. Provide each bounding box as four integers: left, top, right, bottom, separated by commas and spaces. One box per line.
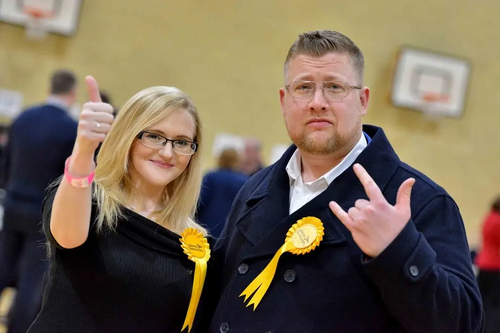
239, 216, 324, 310
180, 228, 211, 332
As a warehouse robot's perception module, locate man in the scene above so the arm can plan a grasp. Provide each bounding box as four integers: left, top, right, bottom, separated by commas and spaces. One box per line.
207, 31, 483, 333
240, 137, 264, 177
0, 69, 78, 333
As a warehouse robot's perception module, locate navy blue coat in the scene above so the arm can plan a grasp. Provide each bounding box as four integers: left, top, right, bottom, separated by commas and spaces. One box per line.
205, 125, 484, 333
197, 168, 248, 238
2, 104, 77, 232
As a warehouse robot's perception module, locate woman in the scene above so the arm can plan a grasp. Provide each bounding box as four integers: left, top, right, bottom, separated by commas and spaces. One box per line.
28, 76, 209, 332
475, 196, 500, 333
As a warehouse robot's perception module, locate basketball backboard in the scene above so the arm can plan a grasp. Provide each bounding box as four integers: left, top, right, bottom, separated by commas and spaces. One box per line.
391, 46, 471, 119
0, 0, 82, 37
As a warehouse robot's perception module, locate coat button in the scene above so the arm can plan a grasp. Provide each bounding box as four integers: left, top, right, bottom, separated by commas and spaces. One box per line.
220, 321, 230, 333
238, 263, 249, 275
409, 265, 419, 277
284, 269, 296, 283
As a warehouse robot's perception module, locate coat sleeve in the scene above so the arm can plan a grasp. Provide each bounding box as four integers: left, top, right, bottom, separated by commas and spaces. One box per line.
363, 194, 484, 333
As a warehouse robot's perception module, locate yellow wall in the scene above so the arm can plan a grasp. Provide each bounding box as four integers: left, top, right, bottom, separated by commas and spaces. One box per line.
1, 0, 498, 245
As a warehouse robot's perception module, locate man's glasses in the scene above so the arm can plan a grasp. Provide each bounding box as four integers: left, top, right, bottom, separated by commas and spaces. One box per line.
285, 80, 362, 100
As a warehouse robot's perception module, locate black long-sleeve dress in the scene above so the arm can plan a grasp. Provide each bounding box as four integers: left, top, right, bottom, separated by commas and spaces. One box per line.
28, 185, 206, 333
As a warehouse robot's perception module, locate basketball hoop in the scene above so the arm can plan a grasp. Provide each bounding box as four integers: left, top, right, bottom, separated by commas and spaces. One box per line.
419, 92, 450, 122
23, 6, 53, 40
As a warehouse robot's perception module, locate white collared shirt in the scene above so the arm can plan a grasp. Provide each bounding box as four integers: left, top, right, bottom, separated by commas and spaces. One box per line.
286, 133, 368, 214
45, 95, 69, 112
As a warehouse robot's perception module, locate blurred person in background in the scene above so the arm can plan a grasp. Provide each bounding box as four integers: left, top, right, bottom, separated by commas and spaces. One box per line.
240, 137, 264, 177
475, 195, 500, 333
197, 148, 248, 238
99, 90, 119, 117
94, 90, 117, 159
0, 124, 10, 202
0, 69, 78, 333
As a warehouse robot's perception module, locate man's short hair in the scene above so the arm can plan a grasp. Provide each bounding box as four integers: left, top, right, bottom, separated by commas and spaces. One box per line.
284, 30, 365, 84
50, 69, 77, 95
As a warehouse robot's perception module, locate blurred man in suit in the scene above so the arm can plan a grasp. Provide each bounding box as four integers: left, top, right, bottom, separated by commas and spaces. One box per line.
0, 69, 78, 333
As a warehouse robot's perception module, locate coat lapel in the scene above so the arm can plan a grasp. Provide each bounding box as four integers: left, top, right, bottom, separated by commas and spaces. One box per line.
235, 145, 292, 248
236, 125, 401, 261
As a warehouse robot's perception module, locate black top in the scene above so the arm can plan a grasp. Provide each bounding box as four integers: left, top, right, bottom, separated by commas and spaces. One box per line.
28, 185, 206, 333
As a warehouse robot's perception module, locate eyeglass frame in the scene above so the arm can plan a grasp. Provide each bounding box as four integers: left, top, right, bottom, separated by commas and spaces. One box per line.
136, 131, 198, 155
284, 80, 362, 100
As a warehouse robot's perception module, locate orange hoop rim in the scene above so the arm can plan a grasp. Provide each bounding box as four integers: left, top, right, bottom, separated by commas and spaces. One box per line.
421, 92, 451, 103
23, 6, 54, 19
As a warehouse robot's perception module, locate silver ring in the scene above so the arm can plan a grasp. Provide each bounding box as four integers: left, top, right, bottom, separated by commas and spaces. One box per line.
96, 122, 101, 128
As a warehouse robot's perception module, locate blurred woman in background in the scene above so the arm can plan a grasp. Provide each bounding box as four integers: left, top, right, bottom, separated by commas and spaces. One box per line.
475, 195, 500, 333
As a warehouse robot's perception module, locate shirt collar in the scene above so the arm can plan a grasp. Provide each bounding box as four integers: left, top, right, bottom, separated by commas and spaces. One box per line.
45, 95, 69, 112
285, 132, 368, 187
285, 148, 301, 184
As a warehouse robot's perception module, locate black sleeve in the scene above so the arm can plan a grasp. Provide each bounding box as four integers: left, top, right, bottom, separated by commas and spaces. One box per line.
42, 182, 96, 250
42, 183, 64, 249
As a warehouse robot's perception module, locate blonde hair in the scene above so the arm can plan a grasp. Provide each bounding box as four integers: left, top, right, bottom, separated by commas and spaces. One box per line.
94, 86, 207, 236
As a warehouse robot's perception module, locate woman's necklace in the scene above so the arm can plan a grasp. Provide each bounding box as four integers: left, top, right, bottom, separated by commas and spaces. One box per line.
129, 205, 158, 215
